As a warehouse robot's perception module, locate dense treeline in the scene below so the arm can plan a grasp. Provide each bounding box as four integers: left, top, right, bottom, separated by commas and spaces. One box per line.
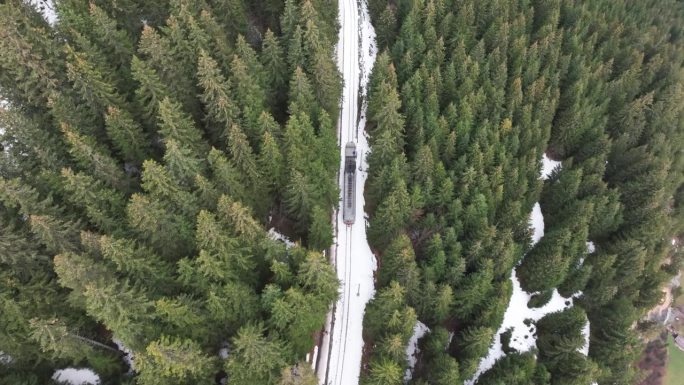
0, 0, 341, 384
363, 0, 684, 384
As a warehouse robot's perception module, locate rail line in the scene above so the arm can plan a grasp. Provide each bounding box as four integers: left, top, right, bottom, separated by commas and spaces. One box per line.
331, 226, 354, 385
318, 0, 377, 383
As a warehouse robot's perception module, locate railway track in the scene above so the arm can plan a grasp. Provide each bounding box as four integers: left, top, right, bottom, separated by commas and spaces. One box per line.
317, 0, 377, 383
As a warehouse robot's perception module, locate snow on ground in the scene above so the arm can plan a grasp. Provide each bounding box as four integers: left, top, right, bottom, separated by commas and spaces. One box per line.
541, 153, 562, 180
0, 351, 12, 365
529, 203, 545, 245
467, 158, 580, 384
310, 346, 319, 369
318, 1, 378, 384
113, 338, 135, 373
579, 320, 590, 356
267, 228, 295, 248
0, 99, 7, 136
52, 368, 100, 385
586, 241, 596, 254
466, 269, 575, 384
218, 341, 230, 360
25, 0, 58, 25
404, 321, 430, 382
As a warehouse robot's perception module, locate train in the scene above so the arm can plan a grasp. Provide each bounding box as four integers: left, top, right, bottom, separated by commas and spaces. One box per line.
343, 142, 356, 225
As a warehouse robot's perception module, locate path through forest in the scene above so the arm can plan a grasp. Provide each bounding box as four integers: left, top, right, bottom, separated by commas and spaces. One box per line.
316, 0, 377, 384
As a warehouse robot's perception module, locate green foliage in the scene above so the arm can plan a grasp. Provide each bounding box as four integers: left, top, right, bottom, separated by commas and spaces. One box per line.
136, 336, 218, 385
363, 0, 684, 384
225, 324, 287, 385
0, 2, 344, 382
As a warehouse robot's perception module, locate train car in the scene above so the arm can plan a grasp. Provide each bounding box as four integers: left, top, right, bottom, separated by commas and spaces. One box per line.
343, 142, 357, 225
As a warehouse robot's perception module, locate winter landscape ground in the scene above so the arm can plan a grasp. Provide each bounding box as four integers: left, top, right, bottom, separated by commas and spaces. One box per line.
318, 0, 377, 384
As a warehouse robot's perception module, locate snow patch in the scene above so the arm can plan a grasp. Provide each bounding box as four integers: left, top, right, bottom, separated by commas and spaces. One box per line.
404, 321, 430, 381
25, 0, 58, 25
579, 320, 590, 356
113, 338, 135, 373
218, 341, 230, 360
268, 228, 295, 248
541, 154, 561, 180
466, 269, 576, 384
586, 241, 596, 254
529, 202, 545, 245
0, 351, 12, 365
310, 346, 318, 369
52, 368, 100, 385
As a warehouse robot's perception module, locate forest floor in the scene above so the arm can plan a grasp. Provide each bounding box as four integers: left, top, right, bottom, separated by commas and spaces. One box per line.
637, 333, 668, 385
317, 0, 377, 384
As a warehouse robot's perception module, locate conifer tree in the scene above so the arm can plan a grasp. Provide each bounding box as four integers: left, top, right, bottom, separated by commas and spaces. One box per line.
225, 324, 287, 385
104, 106, 151, 163
136, 336, 218, 385
261, 29, 287, 116
197, 50, 239, 145
61, 123, 130, 191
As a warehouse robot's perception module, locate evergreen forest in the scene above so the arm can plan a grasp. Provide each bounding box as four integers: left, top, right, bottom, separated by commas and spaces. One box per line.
0, 0, 341, 383
1, 0, 684, 385
362, 0, 684, 385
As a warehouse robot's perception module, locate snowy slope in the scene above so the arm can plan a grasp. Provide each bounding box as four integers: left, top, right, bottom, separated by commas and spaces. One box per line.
317, 1, 378, 384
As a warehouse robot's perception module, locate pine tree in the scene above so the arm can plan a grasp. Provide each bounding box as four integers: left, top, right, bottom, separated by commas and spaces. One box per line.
367, 180, 411, 249
104, 106, 151, 163
126, 193, 196, 260
296, 250, 338, 303
207, 147, 248, 204
99, 235, 177, 292
131, 56, 172, 127
141, 159, 199, 218
61, 123, 130, 191
197, 50, 239, 145
0, 1, 63, 106
136, 336, 218, 385
227, 124, 260, 185
258, 130, 285, 198
308, 205, 333, 250
157, 97, 208, 158
53, 251, 158, 350
261, 29, 287, 116
60, 167, 126, 233
162, 139, 206, 188
230, 54, 266, 139
288, 67, 318, 119
225, 324, 287, 385
364, 358, 404, 385
28, 215, 82, 255
87, 3, 135, 72
65, 45, 127, 117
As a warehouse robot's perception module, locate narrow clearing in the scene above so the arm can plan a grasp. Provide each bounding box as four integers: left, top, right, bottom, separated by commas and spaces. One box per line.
316, 0, 377, 384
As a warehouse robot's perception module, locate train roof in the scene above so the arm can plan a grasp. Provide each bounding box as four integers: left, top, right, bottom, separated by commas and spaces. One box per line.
345, 142, 356, 157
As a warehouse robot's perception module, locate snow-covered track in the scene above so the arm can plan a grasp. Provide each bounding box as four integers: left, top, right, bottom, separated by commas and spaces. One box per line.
316, 0, 377, 384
